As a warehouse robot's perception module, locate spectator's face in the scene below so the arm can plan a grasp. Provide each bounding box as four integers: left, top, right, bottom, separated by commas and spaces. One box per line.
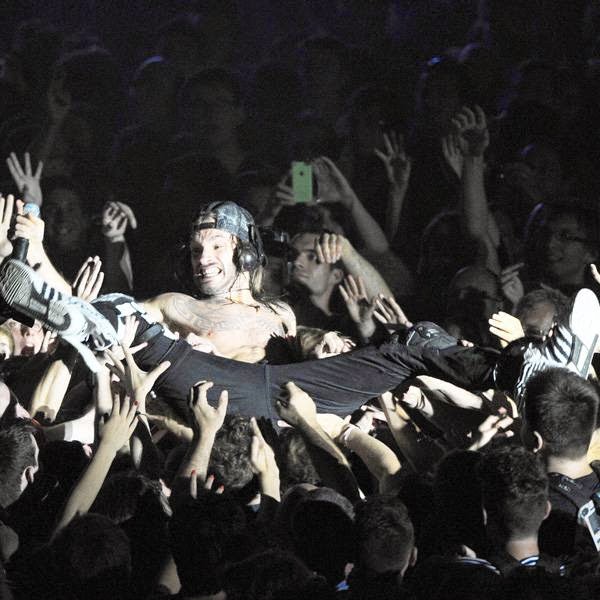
262, 255, 287, 296
19, 322, 44, 356
44, 188, 87, 248
190, 227, 239, 295
291, 233, 341, 295
184, 82, 243, 147
518, 300, 557, 338
541, 214, 596, 285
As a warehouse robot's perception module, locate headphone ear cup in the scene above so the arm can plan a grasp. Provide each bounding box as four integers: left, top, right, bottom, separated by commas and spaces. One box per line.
235, 243, 259, 272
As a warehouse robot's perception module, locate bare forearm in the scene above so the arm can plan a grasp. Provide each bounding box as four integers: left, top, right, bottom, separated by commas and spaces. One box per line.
342, 426, 401, 482
348, 196, 389, 254
178, 433, 216, 481
341, 241, 392, 298
29, 358, 72, 420
28, 243, 71, 294
53, 442, 116, 536
385, 183, 408, 242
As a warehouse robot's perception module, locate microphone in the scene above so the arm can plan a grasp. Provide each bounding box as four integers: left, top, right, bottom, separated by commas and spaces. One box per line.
12, 203, 41, 263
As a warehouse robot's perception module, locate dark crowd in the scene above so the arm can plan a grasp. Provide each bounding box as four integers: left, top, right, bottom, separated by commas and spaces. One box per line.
3, 1, 600, 599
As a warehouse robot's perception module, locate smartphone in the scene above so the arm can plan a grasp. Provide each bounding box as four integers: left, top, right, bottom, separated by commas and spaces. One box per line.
291, 161, 313, 203
578, 498, 600, 551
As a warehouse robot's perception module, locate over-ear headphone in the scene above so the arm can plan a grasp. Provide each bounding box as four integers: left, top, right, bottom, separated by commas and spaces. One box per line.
234, 223, 266, 272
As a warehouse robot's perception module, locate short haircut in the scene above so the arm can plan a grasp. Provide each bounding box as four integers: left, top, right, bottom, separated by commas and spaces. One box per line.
354, 495, 414, 574
0, 420, 36, 508
278, 428, 320, 491
169, 492, 249, 596
515, 287, 569, 329
524, 368, 599, 459
49, 513, 132, 600
209, 414, 255, 490
179, 67, 243, 107
478, 445, 548, 540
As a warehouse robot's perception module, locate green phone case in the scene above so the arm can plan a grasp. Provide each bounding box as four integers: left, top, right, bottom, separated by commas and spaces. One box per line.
292, 161, 313, 203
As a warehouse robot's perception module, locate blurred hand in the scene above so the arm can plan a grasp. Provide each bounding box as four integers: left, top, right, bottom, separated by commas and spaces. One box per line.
249, 417, 279, 477
452, 105, 489, 157
6, 152, 43, 207
313, 331, 355, 359
441, 133, 464, 179
374, 131, 412, 186
72, 256, 104, 301
102, 201, 137, 243
313, 156, 358, 210
499, 262, 525, 308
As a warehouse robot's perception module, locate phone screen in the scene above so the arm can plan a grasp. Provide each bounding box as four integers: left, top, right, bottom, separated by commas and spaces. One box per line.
291, 161, 313, 203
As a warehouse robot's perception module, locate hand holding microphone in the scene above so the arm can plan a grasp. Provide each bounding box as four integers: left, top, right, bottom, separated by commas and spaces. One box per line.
12, 202, 43, 263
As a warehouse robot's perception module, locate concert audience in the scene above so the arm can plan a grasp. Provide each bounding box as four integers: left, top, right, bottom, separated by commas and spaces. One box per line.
2, 3, 600, 599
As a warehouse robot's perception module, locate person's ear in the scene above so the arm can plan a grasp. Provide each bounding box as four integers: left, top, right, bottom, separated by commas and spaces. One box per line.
543, 500, 552, 521
532, 430, 544, 453
482, 507, 487, 526
409, 546, 418, 567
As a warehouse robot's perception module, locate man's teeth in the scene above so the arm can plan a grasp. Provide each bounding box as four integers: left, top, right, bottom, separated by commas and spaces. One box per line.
197, 267, 220, 277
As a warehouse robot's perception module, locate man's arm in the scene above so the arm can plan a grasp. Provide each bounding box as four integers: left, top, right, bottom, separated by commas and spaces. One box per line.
316, 233, 393, 299
276, 382, 361, 503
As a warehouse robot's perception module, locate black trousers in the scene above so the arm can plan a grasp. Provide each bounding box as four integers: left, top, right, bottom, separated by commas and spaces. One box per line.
93, 296, 501, 421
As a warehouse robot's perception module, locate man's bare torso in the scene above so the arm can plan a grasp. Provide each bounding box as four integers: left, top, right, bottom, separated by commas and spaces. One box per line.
143, 292, 295, 362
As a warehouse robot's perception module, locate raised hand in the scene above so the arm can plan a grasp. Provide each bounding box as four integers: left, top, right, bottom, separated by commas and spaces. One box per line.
339, 274, 376, 338
374, 131, 412, 186
373, 295, 413, 332
276, 381, 318, 428
441, 133, 464, 179
6, 152, 43, 207
0, 194, 15, 258
99, 391, 139, 454
72, 256, 104, 301
105, 338, 170, 408
249, 417, 278, 477
188, 381, 228, 438
314, 232, 344, 264
452, 105, 489, 157
488, 311, 525, 347
102, 201, 137, 243
313, 156, 358, 210
499, 262, 525, 308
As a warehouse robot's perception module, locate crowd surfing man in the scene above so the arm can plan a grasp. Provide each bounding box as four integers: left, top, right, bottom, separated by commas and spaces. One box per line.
0, 201, 600, 423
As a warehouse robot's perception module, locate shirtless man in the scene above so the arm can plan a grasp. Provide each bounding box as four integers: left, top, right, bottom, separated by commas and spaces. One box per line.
140, 201, 295, 362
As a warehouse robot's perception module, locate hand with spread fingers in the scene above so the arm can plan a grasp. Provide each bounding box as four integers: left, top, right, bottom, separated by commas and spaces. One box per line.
314, 231, 344, 264
0, 194, 15, 258
99, 391, 140, 454
452, 105, 490, 157
441, 132, 464, 179
339, 274, 376, 340
499, 262, 525, 308
488, 311, 526, 348
6, 152, 44, 207
373, 295, 413, 332
102, 200, 137, 243
374, 131, 412, 187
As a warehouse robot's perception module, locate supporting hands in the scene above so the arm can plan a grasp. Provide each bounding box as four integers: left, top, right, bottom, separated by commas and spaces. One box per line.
6, 152, 43, 207
374, 132, 412, 187
452, 105, 490, 157
313, 331, 355, 359
249, 417, 280, 500
99, 390, 139, 455
188, 381, 228, 439
102, 201, 137, 243
464, 408, 514, 451
276, 382, 318, 428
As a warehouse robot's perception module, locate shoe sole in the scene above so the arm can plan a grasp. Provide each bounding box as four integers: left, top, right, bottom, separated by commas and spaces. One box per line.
567, 288, 600, 377
0, 260, 72, 332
